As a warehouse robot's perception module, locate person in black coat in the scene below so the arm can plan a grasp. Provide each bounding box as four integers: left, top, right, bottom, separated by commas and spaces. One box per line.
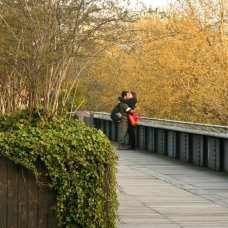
117, 91, 132, 150
119, 91, 137, 150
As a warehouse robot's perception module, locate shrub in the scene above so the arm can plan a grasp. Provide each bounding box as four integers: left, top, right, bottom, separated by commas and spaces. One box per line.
0, 114, 118, 227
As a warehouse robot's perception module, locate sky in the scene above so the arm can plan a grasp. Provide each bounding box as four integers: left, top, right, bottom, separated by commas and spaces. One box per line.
129, 0, 175, 10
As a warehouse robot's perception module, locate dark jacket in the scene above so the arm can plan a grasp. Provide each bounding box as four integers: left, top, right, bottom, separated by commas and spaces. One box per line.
118, 97, 137, 109
118, 97, 132, 119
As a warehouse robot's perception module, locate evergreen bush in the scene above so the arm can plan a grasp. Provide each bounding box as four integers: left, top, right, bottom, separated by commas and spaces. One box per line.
0, 113, 118, 227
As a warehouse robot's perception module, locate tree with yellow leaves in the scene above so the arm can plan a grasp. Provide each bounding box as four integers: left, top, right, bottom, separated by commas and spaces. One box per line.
81, 0, 227, 124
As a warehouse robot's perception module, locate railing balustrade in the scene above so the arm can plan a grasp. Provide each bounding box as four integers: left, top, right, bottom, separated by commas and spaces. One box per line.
91, 112, 228, 173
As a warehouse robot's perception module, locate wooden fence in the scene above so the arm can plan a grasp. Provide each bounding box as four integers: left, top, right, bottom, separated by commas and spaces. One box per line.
0, 157, 57, 228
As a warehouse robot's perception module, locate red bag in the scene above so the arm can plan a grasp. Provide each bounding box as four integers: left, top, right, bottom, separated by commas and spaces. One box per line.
128, 112, 139, 126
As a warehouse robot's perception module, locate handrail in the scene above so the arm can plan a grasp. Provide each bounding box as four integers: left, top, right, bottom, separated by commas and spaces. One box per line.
93, 112, 228, 137
140, 117, 228, 129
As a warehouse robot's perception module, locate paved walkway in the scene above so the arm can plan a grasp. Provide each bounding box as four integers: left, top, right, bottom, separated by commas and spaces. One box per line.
115, 145, 228, 228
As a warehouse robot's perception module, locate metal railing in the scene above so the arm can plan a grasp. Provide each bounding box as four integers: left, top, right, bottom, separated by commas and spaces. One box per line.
92, 112, 228, 173
139, 117, 228, 134
94, 112, 228, 135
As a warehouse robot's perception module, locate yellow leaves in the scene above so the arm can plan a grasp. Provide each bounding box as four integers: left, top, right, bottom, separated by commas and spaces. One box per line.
80, 1, 228, 124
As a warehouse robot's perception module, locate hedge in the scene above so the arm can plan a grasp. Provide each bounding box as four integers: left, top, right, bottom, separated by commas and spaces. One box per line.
0, 114, 118, 227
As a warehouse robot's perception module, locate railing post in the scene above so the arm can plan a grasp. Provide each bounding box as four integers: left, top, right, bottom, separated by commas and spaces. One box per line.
93, 118, 101, 130
207, 137, 220, 171
179, 133, 190, 162
155, 129, 166, 155
223, 139, 228, 172
146, 128, 155, 152
192, 135, 204, 167
104, 121, 109, 138
167, 130, 177, 158
138, 126, 146, 149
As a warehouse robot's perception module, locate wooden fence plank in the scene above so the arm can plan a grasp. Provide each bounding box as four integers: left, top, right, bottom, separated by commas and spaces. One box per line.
0, 158, 7, 228
18, 168, 28, 228
47, 191, 57, 228
7, 161, 18, 228
38, 186, 49, 228
28, 171, 38, 228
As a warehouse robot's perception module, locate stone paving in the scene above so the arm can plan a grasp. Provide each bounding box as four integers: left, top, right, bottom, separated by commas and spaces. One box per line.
115, 145, 228, 228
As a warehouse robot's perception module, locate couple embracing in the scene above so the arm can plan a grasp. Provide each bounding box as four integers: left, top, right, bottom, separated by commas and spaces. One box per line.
117, 91, 138, 150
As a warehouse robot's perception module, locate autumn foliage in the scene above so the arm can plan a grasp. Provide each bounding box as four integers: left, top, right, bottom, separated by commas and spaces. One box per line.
82, 0, 228, 125
0, 0, 227, 124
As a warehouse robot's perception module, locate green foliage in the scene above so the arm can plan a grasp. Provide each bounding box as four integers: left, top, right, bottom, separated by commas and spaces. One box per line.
0, 113, 118, 227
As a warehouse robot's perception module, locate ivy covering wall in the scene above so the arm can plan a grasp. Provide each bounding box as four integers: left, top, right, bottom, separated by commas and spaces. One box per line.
0, 113, 118, 227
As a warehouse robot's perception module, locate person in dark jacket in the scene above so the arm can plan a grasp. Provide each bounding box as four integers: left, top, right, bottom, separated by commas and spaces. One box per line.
119, 91, 137, 150
117, 91, 132, 150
